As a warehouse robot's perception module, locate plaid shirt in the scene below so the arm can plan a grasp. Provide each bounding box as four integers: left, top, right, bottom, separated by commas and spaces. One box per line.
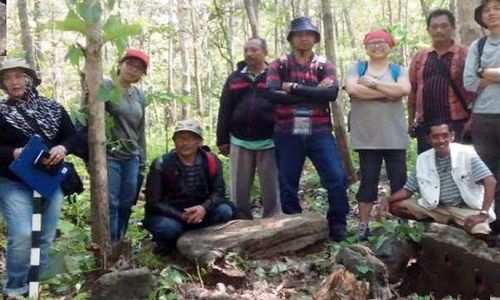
409, 42, 476, 123
267, 53, 338, 134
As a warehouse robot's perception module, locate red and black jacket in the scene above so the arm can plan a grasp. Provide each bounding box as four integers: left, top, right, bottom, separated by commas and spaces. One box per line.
216, 61, 275, 146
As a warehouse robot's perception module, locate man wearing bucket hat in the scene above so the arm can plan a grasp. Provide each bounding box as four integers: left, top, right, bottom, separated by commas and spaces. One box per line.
464, 0, 500, 236
408, 9, 475, 154
143, 120, 235, 254
266, 17, 350, 242
0, 58, 77, 297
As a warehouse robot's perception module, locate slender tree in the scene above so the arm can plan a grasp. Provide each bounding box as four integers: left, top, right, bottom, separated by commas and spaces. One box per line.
244, 0, 259, 37
17, 0, 36, 69
178, 0, 191, 119
456, 0, 483, 45
83, 0, 109, 264
322, 0, 356, 183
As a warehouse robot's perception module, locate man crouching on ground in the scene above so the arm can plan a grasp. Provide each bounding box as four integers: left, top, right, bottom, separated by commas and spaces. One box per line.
379, 120, 496, 236
143, 120, 235, 254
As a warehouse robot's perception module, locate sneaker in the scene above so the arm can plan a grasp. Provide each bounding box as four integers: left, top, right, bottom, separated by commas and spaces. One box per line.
329, 225, 347, 242
356, 222, 370, 241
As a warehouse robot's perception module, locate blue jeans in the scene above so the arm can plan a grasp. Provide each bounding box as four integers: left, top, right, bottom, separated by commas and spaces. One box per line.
356, 150, 407, 203
143, 203, 234, 250
107, 156, 140, 242
0, 176, 63, 296
274, 133, 350, 228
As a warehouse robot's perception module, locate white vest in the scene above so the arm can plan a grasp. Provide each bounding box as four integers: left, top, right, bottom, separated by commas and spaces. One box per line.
415, 143, 496, 222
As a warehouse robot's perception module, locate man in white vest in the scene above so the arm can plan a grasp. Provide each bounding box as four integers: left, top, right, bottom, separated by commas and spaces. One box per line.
379, 120, 496, 235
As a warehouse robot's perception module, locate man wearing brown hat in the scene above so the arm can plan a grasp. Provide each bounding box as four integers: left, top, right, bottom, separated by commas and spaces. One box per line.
408, 9, 475, 154
266, 17, 349, 242
464, 0, 500, 235
143, 120, 235, 254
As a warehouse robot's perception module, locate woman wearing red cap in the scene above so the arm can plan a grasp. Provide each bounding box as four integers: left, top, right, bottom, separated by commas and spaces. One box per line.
105, 49, 149, 243
345, 29, 411, 240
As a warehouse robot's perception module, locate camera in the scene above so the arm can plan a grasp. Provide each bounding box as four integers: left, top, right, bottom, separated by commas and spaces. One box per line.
33, 150, 62, 175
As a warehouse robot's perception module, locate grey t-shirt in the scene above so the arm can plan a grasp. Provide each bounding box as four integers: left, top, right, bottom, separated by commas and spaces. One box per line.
463, 36, 500, 114
104, 78, 146, 162
347, 62, 409, 149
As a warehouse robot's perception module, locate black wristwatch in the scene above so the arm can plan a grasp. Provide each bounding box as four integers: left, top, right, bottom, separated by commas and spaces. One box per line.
476, 67, 484, 78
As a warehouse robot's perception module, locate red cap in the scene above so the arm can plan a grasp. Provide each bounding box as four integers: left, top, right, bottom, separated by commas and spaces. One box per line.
363, 29, 396, 48
121, 49, 149, 72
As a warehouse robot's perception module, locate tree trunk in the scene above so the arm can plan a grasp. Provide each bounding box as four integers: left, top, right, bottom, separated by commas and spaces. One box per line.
33, 0, 42, 67
191, 7, 204, 120
17, 0, 36, 69
342, 6, 356, 60
419, 0, 430, 18
322, 0, 356, 183
165, 0, 176, 150
244, 0, 259, 38
178, 0, 191, 119
456, 0, 483, 45
84, 0, 109, 263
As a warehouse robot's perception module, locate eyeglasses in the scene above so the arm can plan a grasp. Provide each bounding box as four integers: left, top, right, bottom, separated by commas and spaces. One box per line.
125, 60, 146, 73
366, 40, 389, 47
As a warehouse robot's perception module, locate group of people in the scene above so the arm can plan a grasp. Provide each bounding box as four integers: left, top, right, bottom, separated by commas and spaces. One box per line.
0, 0, 500, 297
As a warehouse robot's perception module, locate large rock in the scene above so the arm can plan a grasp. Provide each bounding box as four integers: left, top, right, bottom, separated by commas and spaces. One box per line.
336, 244, 392, 299
401, 223, 500, 298
373, 236, 417, 283
177, 213, 328, 265
91, 267, 155, 300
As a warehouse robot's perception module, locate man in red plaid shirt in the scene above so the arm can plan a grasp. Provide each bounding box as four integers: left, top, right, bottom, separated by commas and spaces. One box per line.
266, 16, 349, 242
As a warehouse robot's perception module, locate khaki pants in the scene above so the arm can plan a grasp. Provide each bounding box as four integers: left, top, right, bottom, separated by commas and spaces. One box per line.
392, 198, 491, 235
230, 144, 281, 219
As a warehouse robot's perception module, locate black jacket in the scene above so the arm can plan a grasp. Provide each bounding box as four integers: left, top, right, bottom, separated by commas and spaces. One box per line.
216, 61, 275, 146
145, 149, 226, 221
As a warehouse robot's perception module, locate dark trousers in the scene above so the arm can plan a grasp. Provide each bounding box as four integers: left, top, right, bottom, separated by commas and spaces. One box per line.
356, 149, 407, 203
274, 132, 350, 229
472, 114, 500, 234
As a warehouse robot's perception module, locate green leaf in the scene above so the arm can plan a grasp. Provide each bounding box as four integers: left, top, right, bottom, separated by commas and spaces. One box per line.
355, 265, 371, 275
107, 0, 117, 9
269, 262, 287, 275
65, 45, 84, 67
82, 1, 102, 23
103, 16, 142, 43
54, 9, 86, 34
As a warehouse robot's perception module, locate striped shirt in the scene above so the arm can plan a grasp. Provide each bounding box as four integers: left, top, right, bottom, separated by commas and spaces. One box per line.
266, 53, 337, 134
405, 154, 492, 206
408, 42, 476, 123
422, 52, 452, 123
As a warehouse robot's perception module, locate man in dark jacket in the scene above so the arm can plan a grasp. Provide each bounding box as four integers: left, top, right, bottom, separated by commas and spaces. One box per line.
144, 120, 234, 253
266, 17, 349, 242
216, 37, 280, 219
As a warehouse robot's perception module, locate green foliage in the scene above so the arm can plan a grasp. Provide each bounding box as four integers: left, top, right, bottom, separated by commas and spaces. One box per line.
103, 16, 142, 53
65, 45, 85, 68
354, 264, 373, 280
150, 266, 189, 299
370, 220, 424, 250
269, 262, 288, 276
54, 9, 86, 34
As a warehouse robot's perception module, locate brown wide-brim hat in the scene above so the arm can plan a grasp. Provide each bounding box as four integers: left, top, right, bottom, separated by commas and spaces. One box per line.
474, 0, 489, 28
0, 58, 41, 90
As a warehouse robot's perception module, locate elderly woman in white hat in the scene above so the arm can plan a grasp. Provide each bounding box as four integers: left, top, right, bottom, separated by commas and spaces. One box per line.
0, 58, 76, 297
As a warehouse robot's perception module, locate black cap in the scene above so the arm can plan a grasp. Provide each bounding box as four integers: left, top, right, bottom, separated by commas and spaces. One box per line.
287, 17, 321, 43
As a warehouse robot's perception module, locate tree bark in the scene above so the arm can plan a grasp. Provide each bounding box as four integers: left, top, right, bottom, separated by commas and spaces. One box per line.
322, 0, 356, 183
456, 0, 483, 45
84, 0, 109, 261
419, 0, 430, 18
17, 0, 36, 69
244, 0, 259, 38
178, 0, 191, 119
191, 7, 204, 120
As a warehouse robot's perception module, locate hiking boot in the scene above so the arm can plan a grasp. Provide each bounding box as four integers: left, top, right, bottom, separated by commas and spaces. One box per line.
356, 222, 370, 241
329, 225, 347, 242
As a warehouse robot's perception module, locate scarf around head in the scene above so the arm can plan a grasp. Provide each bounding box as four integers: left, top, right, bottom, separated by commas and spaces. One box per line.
0, 74, 63, 141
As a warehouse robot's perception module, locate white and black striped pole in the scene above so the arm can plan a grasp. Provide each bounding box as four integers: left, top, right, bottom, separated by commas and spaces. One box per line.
28, 190, 42, 299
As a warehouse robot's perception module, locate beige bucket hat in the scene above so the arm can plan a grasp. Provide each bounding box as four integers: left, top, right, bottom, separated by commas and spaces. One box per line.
0, 58, 41, 90
173, 119, 203, 138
